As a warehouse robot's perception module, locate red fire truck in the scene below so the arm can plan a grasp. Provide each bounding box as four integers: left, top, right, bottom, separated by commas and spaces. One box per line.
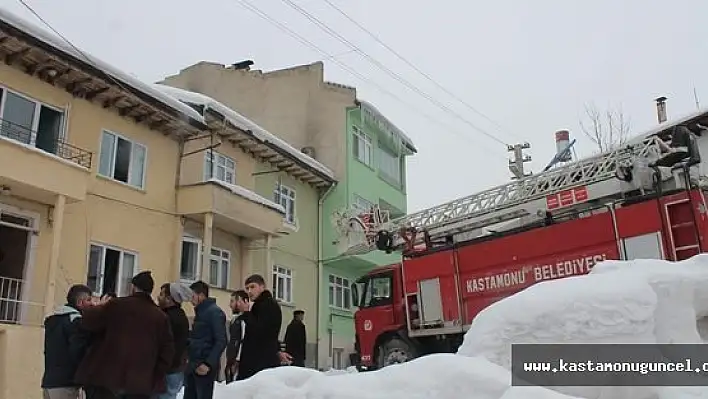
344, 112, 708, 370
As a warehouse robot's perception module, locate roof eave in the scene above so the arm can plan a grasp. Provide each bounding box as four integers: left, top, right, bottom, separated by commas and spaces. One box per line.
203, 108, 336, 188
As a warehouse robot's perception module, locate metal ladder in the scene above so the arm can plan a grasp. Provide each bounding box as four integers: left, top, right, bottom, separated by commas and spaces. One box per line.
370, 137, 664, 251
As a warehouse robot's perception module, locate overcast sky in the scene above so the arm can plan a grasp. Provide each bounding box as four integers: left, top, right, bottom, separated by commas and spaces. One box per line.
5, 0, 708, 212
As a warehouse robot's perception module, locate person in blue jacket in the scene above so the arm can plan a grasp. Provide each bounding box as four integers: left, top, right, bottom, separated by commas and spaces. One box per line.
184, 280, 227, 399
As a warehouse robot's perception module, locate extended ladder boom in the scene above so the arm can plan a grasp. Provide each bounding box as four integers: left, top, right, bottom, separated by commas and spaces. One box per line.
373, 137, 663, 251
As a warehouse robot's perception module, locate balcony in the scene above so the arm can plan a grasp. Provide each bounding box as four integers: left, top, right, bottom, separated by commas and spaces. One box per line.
177, 180, 286, 238
0, 119, 92, 204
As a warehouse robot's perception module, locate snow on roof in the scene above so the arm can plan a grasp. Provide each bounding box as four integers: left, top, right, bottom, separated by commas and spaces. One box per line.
625, 107, 708, 145
358, 99, 417, 153
153, 84, 336, 181
0, 7, 206, 126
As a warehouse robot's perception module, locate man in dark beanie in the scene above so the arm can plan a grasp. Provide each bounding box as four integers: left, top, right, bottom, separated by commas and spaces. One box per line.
75, 271, 175, 399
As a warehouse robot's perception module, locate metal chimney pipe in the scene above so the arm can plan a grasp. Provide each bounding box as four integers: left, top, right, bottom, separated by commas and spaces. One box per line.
655, 96, 668, 124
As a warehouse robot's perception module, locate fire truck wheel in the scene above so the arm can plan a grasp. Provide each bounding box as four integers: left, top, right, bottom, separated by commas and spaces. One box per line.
379, 338, 414, 367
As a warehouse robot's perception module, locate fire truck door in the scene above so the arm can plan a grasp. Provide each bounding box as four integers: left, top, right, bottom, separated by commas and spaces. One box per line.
622, 232, 665, 260
418, 278, 444, 326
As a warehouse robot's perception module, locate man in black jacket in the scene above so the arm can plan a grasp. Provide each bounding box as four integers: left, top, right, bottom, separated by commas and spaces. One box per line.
224, 290, 249, 383
157, 283, 192, 399
237, 274, 284, 380
41, 284, 93, 399
185, 281, 227, 399
284, 310, 307, 367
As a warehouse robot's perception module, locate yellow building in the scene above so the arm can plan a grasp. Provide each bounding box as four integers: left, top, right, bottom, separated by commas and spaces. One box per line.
0, 9, 335, 399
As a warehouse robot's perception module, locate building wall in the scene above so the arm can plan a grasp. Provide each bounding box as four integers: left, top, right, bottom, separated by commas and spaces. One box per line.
251, 162, 320, 368
160, 61, 355, 180
159, 61, 413, 370
0, 61, 184, 398
180, 136, 257, 190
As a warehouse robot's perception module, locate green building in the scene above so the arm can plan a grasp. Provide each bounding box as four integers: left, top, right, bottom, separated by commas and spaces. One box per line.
160, 61, 416, 369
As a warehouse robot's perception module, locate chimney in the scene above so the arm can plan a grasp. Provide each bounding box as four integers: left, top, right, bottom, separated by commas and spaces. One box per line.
655, 96, 667, 124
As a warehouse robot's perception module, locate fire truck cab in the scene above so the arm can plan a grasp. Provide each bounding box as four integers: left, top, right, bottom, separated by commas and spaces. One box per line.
348, 111, 708, 370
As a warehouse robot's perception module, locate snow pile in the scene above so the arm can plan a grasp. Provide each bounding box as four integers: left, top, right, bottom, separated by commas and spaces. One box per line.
458, 255, 708, 399
0, 8, 206, 125
178, 355, 582, 399
153, 84, 335, 180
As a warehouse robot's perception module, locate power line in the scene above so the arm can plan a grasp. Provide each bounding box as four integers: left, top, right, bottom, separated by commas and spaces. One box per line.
231, 0, 507, 157
319, 0, 522, 142
277, 0, 510, 147
16, 0, 138, 99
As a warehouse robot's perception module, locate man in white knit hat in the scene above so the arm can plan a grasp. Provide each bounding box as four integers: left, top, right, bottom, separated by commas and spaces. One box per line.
157, 282, 192, 399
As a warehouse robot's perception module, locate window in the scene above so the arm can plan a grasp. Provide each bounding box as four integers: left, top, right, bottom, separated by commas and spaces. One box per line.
204, 151, 235, 184
352, 195, 374, 214
87, 244, 138, 297
98, 130, 147, 189
362, 273, 393, 308
272, 265, 293, 303
180, 238, 201, 281
209, 248, 230, 289
352, 126, 372, 166
377, 145, 401, 184
328, 274, 351, 310
0, 87, 65, 154
274, 184, 297, 225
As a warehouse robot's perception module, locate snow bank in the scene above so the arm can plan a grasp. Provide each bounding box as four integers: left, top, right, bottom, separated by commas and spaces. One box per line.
458, 255, 708, 399
178, 355, 582, 399
0, 8, 206, 125
153, 84, 335, 180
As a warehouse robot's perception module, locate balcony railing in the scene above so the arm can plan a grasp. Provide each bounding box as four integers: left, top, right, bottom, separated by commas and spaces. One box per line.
0, 275, 45, 326
0, 118, 93, 169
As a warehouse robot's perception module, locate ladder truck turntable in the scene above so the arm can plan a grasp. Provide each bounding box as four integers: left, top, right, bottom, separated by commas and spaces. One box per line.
343, 111, 708, 371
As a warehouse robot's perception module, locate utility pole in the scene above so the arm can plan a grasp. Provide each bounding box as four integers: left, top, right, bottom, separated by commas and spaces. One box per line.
508, 142, 532, 180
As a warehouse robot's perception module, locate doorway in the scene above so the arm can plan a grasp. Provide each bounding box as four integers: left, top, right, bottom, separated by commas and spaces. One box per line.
0, 209, 33, 324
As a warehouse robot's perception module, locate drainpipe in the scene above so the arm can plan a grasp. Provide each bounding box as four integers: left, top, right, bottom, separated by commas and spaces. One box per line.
172, 139, 186, 282
316, 182, 337, 370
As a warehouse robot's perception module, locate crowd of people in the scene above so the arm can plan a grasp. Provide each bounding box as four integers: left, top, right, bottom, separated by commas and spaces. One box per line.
40, 271, 309, 399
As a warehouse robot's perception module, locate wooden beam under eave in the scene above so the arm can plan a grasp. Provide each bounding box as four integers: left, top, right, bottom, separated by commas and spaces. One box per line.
47, 67, 71, 84
85, 86, 110, 100
103, 95, 125, 109
66, 78, 92, 95
118, 104, 140, 117
4, 47, 31, 65
133, 111, 155, 124
148, 119, 169, 130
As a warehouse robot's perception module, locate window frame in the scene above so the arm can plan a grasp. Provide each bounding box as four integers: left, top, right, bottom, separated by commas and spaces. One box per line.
352, 126, 373, 166
208, 247, 230, 289
274, 183, 297, 226
328, 273, 352, 310
272, 265, 293, 303
86, 242, 139, 297
179, 236, 202, 283
0, 85, 67, 146
204, 150, 236, 185
352, 195, 374, 214
376, 144, 401, 184
98, 129, 148, 189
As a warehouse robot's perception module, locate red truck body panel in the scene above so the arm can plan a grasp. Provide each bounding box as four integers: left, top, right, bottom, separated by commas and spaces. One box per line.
354, 189, 708, 368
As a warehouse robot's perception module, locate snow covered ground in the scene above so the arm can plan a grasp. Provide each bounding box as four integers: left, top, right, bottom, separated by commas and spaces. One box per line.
180, 255, 708, 399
